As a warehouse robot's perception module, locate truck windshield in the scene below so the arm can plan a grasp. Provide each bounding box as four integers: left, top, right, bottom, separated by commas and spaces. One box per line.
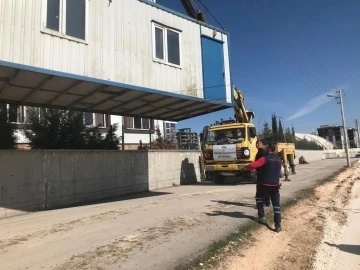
206, 128, 246, 144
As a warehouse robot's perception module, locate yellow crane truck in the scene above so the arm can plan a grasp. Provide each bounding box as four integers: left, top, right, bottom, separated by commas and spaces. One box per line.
199, 86, 296, 184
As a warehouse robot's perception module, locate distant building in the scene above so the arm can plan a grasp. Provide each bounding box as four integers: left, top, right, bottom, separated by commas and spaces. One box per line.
163, 121, 177, 142
317, 125, 359, 149
176, 128, 200, 150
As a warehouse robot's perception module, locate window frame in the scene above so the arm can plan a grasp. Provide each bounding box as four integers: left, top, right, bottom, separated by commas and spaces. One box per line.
151, 22, 182, 68
41, 0, 89, 44
132, 117, 150, 130
7, 104, 26, 124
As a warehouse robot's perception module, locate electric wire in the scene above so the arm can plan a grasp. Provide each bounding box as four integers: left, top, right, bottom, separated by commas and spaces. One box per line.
240, 0, 325, 101
195, 0, 226, 30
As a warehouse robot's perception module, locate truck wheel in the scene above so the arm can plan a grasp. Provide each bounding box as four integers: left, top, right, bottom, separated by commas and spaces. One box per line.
214, 174, 225, 184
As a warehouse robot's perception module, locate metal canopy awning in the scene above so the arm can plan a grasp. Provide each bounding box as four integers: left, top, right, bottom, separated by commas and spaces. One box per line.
0, 61, 232, 122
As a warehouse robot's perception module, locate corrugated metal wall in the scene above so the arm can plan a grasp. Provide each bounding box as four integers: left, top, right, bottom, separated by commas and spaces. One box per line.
0, 0, 230, 100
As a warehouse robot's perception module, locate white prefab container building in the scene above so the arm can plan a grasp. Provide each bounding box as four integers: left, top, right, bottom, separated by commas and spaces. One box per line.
0, 0, 233, 122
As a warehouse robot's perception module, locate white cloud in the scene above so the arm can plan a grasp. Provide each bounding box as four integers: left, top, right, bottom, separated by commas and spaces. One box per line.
286, 91, 333, 121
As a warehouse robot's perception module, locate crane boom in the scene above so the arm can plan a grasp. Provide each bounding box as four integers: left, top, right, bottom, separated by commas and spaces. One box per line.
180, 0, 207, 23
233, 86, 255, 123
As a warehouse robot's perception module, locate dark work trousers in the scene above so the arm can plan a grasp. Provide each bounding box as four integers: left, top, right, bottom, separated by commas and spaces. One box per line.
256, 173, 271, 206
255, 185, 281, 228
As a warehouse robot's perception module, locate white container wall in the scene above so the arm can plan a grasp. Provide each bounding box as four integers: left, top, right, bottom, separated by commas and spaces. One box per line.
0, 0, 231, 102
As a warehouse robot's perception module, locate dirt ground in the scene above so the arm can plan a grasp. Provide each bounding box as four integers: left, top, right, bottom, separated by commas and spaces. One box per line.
218, 161, 360, 270
0, 160, 352, 270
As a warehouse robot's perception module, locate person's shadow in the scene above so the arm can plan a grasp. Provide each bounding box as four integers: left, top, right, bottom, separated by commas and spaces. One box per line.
325, 242, 360, 256
206, 211, 276, 232
211, 200, 255, 208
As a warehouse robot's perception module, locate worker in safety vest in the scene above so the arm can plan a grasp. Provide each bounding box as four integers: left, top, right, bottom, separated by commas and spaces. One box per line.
242, 143, 282, 232
255, 140, 271, 207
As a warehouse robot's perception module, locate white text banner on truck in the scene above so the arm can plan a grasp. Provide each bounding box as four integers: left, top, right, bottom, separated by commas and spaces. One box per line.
213, 144, 237, 161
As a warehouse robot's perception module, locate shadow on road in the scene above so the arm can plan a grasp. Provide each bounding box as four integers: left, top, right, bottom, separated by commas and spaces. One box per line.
206, 210, 254, 220
73, 191, 173, 208
206, 210, 277, 232
325, 242, 360, 256
211, 200, 255, 208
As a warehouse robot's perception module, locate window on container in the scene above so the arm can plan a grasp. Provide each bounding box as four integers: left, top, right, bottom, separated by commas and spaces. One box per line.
167, 30, 180, 65
155, 27, 164, 60
66, 0, 86, 40
153, 23, 181, 66
46, 0, 60, 31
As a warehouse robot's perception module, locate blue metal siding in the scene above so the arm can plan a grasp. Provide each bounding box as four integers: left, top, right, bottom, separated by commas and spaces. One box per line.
201, 36, 226, 102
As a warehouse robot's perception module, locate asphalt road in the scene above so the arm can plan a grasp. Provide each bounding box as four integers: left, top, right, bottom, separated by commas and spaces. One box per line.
0, 159, 347, 270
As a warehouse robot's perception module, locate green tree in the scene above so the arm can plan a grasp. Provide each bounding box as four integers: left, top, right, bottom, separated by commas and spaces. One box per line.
25, 108, 120, 150
85, 126, 104, 149
271, 114, 278, 143
152, 127, 177, 149
278, 119, 285, 142
59, 110, 87, 149
103, 124, 120, 149
260, 122, 273, 145
291, 125, 296, 142
25, 108, 65, 149
285, 127, 294, 143
295, 138, 323, 150
0, 104, 17, 149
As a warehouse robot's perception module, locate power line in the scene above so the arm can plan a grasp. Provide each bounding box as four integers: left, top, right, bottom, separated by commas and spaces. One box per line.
240, 0, 324, 101
284, 0, 335, 89
195, 0, 226, 30
259, 0, 326, 97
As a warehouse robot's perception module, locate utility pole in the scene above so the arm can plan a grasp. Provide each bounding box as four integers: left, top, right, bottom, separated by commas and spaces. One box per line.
355, 119, 360, 148
327, 90, 351, 167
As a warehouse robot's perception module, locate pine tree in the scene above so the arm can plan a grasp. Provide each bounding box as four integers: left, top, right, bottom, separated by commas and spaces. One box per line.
261, 122, 273, 145
291, 125, 296, 142
59, 111, 87, 149
278, 119, 285, 142
103, 124, 120, 149
271, 114, 278, 143
25, 108, 65, 149
285, 127, 293, 143
152, 126, 177, 149
0, 104, 17, 149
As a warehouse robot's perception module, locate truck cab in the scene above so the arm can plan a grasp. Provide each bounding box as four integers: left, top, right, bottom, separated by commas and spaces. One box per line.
200, 119, 258, 184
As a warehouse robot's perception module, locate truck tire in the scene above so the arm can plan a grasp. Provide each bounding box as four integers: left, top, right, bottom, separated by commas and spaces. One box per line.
213, 174, 225, 185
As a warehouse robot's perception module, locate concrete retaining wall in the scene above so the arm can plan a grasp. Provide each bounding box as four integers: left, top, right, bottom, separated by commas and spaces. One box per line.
1, 148, 359, 219
295, 148, 360, 164
295, 150, 325, 164
0, 150, 151, 218
324, 148, 360, 159
148, 151, 201, 190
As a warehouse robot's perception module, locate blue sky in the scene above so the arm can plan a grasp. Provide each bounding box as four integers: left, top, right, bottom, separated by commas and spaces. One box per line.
157, 0, 360, 134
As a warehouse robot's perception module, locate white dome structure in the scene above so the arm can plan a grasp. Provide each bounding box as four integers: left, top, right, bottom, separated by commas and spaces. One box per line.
295, 133, 335, 150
